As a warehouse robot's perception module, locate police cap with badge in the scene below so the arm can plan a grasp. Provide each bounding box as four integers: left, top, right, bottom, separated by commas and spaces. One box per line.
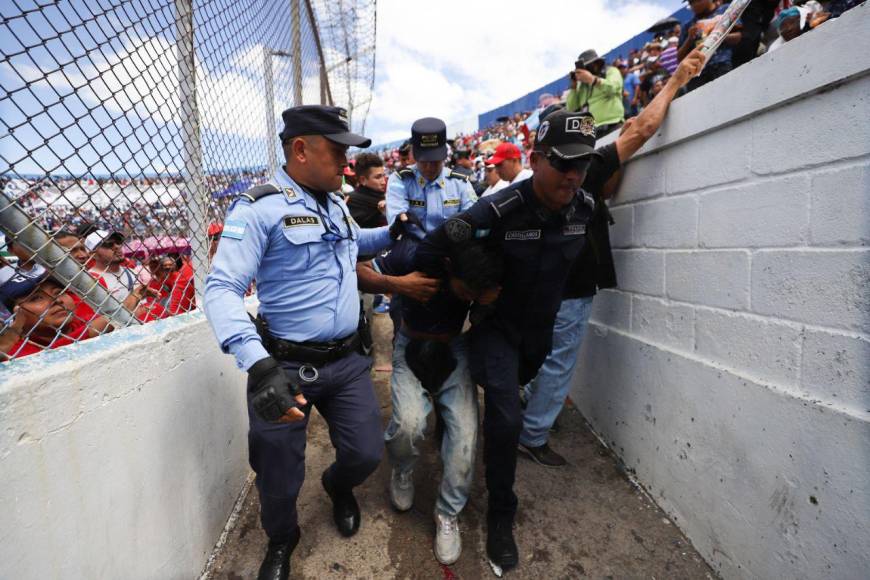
239, 105, 372, 204
410, 117, 448, 162
534, 109, 597, 173
280, 105, 371, 148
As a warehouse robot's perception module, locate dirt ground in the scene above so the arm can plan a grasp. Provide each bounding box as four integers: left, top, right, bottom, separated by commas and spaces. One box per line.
205, 312, 714, 580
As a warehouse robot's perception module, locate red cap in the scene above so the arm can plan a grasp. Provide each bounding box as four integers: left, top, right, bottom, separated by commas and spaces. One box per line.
207, 222, 223, 237
486, 142, 522, 166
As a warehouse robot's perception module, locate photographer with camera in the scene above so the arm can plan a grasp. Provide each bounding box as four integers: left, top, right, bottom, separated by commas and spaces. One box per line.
566, 48, 625, 138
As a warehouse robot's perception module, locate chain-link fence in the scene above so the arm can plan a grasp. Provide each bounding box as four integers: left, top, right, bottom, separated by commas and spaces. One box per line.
0, 0, 377, 362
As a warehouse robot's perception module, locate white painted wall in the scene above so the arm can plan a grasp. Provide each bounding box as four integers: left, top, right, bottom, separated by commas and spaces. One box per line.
0, 312, 250, 579
572, 6, 870, 579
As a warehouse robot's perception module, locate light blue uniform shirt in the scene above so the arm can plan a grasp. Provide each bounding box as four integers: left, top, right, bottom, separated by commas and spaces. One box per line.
385, 165, 477, 235
204, 168, 393, 371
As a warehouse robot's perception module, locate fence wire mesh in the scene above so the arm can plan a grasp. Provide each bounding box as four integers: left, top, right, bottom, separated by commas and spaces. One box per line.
0, 0, 377, 362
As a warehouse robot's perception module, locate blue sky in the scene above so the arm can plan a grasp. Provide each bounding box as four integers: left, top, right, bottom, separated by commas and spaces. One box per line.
0, 0, 683, 176
364, 0, 684, 145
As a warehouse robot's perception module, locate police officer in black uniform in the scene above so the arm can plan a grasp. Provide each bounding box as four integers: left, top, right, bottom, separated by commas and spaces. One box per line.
417, 109, 599, 572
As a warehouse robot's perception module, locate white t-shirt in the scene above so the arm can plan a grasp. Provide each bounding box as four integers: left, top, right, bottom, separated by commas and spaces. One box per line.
510, 168, 534, 185
481, 180, 509, 197
89, 267, 136, 301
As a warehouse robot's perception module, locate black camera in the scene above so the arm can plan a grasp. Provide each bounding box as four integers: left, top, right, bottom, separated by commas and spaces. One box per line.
574, 59, 605, 78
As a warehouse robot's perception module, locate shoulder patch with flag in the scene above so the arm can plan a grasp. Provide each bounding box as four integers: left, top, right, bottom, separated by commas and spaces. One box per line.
222, 220, 246, 240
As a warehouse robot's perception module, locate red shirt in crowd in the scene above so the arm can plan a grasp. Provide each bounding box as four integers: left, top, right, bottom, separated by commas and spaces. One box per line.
72, 272, 169, 327
169, 261, 196, 314
69, 274, 109, 330
136, 296, 169, 323
6, 324, 92, 359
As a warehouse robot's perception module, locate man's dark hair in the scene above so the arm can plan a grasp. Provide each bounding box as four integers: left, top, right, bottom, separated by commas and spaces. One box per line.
353, 152, 384, 179
452, 149, 472, 162
75, 222, 98, 237
53, 228, 80, 241
451, 241, 504, 293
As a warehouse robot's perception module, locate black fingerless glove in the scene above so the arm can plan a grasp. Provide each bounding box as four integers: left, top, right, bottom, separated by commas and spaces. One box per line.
248, 357, 302, 422
389, 212, 424, 239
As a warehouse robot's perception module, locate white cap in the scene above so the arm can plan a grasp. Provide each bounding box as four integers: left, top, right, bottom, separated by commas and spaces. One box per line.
668, 36, 679, 44
84, 229, 124, 251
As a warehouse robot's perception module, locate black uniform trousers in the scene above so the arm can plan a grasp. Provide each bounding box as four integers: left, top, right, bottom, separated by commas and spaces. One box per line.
469, 320, 552, 522
246, 352, 383, 543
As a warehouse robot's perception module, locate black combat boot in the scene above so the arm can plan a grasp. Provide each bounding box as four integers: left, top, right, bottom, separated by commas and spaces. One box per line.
257, 527, 300, 580
322, 469, 361, 537
487, 516, 518, 571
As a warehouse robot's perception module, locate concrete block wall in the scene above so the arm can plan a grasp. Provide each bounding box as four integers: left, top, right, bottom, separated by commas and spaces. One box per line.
0, 312, 250, 579
571, 6, 870, 580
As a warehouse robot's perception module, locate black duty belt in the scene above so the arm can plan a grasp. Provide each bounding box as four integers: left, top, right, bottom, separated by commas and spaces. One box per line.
267, 332, 359, 366
251, 314, 360, 366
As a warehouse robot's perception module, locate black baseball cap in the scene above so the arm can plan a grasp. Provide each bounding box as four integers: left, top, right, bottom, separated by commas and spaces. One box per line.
534, 110, 596, 159
0, 270, 53, 310
411, 117, 448, 162
539, 102, 565, 123
279, 105, 371, 148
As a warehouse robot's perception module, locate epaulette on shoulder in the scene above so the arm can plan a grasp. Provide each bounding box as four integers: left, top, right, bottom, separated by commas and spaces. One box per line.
237, 183, 281, 203
486, 187, 525, 218
447, 170, 470, 182
397, 168, 415, 180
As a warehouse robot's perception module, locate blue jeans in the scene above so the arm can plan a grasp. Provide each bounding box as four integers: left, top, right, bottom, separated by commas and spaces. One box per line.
384, 332, 478, 516
520, 296, 594, 448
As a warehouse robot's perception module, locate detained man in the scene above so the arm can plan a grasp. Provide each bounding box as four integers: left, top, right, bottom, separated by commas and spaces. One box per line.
358, 227, 502, 565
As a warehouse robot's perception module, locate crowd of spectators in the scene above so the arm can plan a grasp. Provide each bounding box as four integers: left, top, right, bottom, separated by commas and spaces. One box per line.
0, 164, 273, 362
0, 221, 223, 361
611, 0, 861, 119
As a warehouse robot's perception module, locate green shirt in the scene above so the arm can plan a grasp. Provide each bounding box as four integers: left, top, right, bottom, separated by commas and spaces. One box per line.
565, 65, 625, 127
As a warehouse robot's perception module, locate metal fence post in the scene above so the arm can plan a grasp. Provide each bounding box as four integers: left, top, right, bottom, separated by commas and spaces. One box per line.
175, 0, 208, 308
263, 48, 278, 177
291, 0, 303, 107
320, 64, 327, 105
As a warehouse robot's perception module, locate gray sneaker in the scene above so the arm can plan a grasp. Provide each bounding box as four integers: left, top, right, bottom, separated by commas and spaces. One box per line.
389, 468, 414, 512
434, 510, 461, 565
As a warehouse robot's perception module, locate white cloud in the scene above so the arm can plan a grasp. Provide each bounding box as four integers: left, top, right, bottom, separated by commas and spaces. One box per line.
366, 0, 682, 145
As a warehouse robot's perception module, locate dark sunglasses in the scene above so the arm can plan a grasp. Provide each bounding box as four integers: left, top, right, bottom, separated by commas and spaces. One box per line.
538, 150, 591, 174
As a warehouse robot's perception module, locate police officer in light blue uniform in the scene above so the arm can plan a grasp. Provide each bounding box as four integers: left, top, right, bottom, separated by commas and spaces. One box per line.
386, 117, 477, 236
204, 105, 400, 580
